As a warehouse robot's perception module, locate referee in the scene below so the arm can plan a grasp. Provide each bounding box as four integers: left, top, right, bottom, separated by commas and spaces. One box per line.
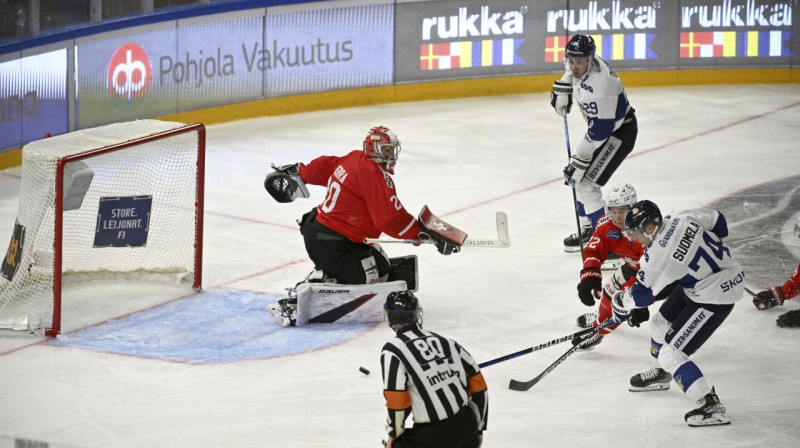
380, 291, 488, 448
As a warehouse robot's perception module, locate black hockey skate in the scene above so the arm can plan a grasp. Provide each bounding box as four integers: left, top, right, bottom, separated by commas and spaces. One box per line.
564, 226, 592, 253
629, 367, 672, 392
266, 288, 299, 327
685, 387, 730, 427
576, 312, 598, 329
576, 333, 603, 351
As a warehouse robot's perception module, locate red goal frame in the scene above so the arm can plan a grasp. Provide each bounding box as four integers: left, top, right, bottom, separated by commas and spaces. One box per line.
48, 123, 206, 337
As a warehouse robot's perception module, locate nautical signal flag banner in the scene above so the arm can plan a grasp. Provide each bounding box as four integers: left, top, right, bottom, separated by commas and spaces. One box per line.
680, 31, 793, 58
545, 34, 657, 63
420, 38, 525, 71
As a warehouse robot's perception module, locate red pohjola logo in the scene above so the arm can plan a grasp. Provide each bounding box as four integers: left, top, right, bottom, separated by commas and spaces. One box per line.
107, 42, 151, 108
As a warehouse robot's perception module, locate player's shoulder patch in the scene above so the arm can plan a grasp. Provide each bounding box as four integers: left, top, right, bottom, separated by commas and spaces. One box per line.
606, 229, 622, 240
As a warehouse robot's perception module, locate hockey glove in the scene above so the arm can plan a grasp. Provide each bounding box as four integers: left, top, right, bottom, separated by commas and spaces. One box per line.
610, 291, 631, 323
628, 307, 650, 328
563, 156, 590, 186
753, 287, 785, 310
418, 232, 460, 256
577, 268, 602, 307
550, 80, 573, 116
776, 309, 800, 328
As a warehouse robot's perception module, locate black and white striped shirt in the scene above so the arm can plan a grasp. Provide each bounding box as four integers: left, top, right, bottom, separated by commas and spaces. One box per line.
381, 323, 488, 438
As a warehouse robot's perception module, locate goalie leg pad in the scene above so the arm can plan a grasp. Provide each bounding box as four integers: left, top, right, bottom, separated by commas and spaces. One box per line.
295, 280, 408, 325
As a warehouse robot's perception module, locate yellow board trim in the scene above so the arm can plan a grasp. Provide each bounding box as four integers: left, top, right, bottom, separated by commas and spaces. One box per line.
2, 67, 799, 170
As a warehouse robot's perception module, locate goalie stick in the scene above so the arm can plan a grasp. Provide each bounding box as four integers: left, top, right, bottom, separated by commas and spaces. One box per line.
503, 318, 618, 392
364, 211, 510, 248
477, 325, 605, 369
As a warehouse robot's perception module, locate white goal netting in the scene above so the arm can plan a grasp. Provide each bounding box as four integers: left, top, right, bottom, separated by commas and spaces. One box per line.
0, 119, 204, 335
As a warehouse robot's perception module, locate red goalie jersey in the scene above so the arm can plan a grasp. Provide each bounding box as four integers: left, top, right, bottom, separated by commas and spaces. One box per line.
298, 150, 422, 244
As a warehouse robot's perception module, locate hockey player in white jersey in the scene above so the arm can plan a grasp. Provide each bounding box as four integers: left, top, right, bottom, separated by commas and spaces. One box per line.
550, 35, 638, 252
610, 200, 745, 426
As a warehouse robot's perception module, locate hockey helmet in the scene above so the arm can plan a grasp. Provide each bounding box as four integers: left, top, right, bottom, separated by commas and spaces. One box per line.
624, 200, 663, 242
384, 290, 422, 327
364, 126, 401, 174
605, 184, 638, 228
565, 35, 596, 59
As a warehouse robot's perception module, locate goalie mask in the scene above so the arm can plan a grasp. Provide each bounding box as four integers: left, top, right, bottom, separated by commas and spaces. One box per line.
364, 126, 401, 174
604, 183, 638, 228
384, 290, 422, 328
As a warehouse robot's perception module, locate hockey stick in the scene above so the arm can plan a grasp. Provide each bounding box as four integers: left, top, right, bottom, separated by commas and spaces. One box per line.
743, 286, 758, 297
503, 318, 618, 392
364, 211, 510, 249
478, 325, 604, 369
563, 115, 586, 256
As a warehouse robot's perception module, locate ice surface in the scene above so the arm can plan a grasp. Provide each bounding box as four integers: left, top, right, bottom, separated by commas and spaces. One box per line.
1, 85, 799, 447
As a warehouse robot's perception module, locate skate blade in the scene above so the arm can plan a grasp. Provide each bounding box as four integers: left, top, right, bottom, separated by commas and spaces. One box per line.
628, 383, 671, 392
687, 413, 730, 427
563, 246, 583, 253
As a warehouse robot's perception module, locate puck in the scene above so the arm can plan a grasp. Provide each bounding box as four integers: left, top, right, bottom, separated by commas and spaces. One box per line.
359, 366, 371, 375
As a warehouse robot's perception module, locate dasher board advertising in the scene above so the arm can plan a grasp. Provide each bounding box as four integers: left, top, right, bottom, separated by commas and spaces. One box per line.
76, 14, 264, 129
396, 0, 543, 82
0, 50, 68, 150
264, 4, 394, 97
677, 0, 796, 67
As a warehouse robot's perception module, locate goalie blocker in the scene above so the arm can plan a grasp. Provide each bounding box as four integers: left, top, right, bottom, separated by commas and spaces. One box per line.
417, 205, 467, 255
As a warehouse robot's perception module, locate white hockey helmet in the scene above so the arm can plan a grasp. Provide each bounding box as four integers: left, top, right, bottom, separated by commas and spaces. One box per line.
604, 183, 638, 212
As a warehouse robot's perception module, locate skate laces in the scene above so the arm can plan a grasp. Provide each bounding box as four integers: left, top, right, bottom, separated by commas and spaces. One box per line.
640, 368, 662, 381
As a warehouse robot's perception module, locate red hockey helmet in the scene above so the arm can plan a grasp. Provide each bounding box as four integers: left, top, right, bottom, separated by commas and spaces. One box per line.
363, 126, 401, 174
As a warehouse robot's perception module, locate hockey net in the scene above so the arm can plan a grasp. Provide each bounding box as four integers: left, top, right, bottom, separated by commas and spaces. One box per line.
0, 119, 205, 336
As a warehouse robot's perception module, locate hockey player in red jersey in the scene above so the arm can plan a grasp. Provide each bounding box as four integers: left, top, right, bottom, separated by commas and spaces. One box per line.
264, 125, 459, 286
574, 183, 645, 349
752, 216, 800, 328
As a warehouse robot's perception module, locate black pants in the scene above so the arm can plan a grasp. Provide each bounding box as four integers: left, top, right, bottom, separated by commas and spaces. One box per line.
299, 209, 390, 284
394, 406, 479, 448
659, 287, 734, 356
584, 110, 638, 187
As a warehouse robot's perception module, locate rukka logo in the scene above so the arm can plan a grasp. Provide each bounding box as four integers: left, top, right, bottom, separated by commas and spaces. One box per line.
107, 42, 151, 109
681, 0, 792, 28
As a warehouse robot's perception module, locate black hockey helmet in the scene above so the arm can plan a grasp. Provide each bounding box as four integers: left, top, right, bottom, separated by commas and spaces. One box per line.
625, 200, 663, 237
384, 290, 422, 327
565, 34, 596, 59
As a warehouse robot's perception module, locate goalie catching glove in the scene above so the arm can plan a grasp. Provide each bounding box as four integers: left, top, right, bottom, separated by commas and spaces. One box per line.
264, 162, 310, 203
